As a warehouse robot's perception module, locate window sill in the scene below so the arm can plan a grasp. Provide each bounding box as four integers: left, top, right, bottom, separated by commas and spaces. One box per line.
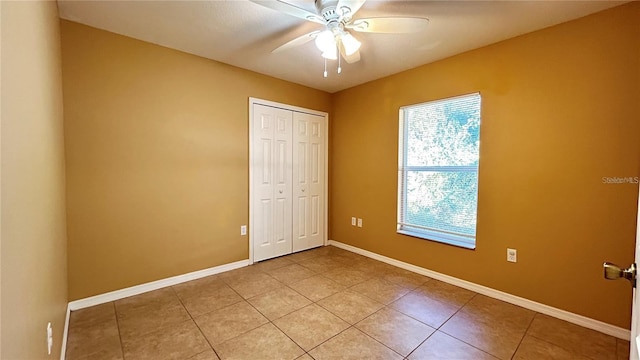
397, 229, 476, 250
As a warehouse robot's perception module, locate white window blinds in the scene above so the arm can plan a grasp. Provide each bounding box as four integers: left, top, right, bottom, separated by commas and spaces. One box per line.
398, 93, 481, 249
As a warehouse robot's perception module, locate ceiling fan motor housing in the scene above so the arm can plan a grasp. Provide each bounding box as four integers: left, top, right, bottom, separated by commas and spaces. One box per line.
315, 0, 353, 24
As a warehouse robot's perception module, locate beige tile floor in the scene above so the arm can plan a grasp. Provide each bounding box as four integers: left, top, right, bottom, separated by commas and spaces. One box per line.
65, 246, 630, 360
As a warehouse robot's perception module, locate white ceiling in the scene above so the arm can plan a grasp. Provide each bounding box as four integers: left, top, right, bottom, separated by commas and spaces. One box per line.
57, 0, 625, 93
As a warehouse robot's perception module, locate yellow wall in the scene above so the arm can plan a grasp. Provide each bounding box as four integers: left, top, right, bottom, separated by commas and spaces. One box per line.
331, 3, 640, 328
60, 21, 332, 300
61, 2, 638, 329
1, 1, 68, 358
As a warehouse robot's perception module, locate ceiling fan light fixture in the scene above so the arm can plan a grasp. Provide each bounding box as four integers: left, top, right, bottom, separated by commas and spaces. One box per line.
321, 49, 338, 60
341, 33, 361, 56
315, 30, 336, 54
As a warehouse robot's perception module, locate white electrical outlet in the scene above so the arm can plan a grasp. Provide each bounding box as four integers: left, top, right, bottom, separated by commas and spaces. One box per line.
351, 217, 356, 226
357, 218, 363, 228
507, 248, 517, 263
47, 322, 53, 355
240, 225, 247, 236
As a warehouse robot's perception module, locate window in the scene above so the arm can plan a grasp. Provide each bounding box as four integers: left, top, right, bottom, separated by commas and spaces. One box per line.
398, 93, 481, 249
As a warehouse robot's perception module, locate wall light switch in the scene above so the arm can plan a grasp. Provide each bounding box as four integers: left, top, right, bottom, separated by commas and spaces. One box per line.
357, 218, 363, 228
507, 248, 517, 263
240, 225, 247, 236
351, 217, 356, 226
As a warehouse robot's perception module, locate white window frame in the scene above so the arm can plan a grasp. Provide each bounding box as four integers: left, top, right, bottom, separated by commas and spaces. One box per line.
397, 93, 481, 249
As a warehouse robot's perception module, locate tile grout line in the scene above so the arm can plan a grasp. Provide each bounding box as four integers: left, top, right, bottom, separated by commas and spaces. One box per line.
268, 307, 334, 357
297, 255, 437, 358
383, 284, 507, 359
404, 329, 438, 360
242, 300, 308, 357
525, 332, 602, 360
112, 301, 127, 360
434, 293, 522, 360
298, 323, 354, 357
434, 291, 478, 332
304, 251, 436, 357
376, 278, 475, 333
170, 285, 224, 360
185, 259, 316, 358
259, 290, 360, 358
253, 252, 395, 358
508, 311, 538, 359
391, 290, 502, 360
207, 273, 315, 358
190, 317, 223, 360
348, 306, 412, 359
352, 280, 472, 359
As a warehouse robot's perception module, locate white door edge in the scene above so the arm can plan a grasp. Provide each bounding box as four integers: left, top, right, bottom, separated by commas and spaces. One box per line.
632, 186, 640, 360
248, 97, 329, 264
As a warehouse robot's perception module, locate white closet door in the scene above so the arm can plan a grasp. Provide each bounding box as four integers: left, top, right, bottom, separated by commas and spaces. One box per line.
292, 111, 325, 252
252, 104, 293, 261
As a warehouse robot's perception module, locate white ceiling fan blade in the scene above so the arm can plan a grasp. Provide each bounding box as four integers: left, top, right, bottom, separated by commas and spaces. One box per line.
347, 17, 429, 34
250, 0, 325, 24
272, 30, 321, 53
338, 41, 361, 64
336, 0, 367, 18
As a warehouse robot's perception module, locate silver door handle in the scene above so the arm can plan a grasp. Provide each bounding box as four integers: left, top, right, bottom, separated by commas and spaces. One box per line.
603, 262, 636, 287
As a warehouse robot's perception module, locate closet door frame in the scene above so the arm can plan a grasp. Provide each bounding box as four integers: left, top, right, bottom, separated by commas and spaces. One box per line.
248, 97, 329, 265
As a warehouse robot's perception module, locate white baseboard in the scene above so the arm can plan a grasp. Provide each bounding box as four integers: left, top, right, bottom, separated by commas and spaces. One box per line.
68, 259, 249, 311
60, 259, 249, 360
59, 305, 70, 360
328, 240, 630, 340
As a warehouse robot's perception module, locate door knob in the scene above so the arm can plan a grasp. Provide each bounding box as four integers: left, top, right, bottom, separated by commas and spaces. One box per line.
603, 262, 636, 287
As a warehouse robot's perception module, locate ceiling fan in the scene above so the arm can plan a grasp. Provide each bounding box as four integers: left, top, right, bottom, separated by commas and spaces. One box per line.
250, 0, 429, 76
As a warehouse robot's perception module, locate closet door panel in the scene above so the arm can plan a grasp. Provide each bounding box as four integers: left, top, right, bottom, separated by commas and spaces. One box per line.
253, 104, 293, 261
308, 117, 325, 247
293, 112, 325, 252
253, 107, 274, 260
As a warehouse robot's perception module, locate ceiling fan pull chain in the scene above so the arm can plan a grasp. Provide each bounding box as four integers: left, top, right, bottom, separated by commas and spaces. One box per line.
337, 44, 342, 74
323, 57, 328, 78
